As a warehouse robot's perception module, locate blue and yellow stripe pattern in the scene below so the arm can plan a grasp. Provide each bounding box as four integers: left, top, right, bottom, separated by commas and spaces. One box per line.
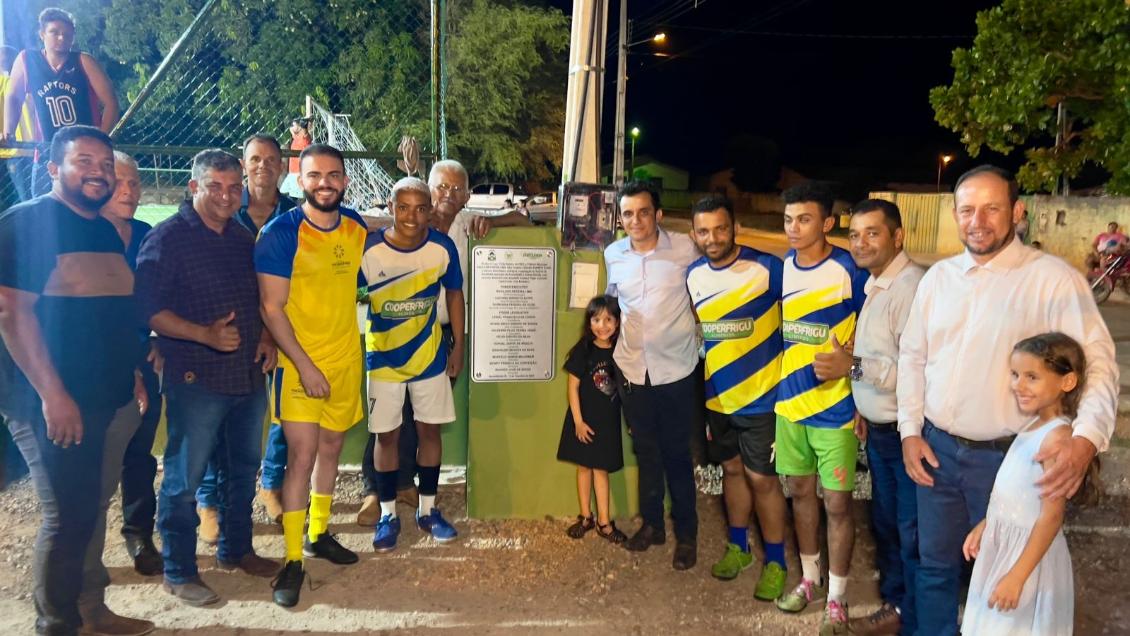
687, 246, 783, 416
775, 246, 868, 429
361, 228, 462, 383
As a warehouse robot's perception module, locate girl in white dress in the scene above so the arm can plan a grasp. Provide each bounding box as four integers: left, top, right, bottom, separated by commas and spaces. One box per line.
961, 332, 1085, 636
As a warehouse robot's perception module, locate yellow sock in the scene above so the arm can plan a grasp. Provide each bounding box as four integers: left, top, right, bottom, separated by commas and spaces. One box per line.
282, 510, 306, 563
307, 492, 333, 542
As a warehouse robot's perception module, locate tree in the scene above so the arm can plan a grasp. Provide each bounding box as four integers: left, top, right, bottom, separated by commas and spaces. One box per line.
445, 0, 569, 182
930, 0, 1130, 193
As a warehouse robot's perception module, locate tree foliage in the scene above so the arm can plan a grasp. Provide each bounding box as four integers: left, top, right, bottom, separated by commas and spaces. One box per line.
930, 0, 1130, 193
25, 0, 569, 181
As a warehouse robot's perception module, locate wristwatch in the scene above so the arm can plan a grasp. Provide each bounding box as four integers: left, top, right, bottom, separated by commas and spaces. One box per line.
849, 356, 863, 381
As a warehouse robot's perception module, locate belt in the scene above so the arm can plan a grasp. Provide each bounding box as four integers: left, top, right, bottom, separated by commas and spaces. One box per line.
951, 433, 1014, 452
865, 419, 898, 432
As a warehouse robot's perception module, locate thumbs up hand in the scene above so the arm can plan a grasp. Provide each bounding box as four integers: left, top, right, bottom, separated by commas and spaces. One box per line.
813, 334, 853, 381
203, 311, 241, 352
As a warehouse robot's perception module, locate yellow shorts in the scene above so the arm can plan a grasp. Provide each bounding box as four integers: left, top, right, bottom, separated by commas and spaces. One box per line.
271, 361, 363, 432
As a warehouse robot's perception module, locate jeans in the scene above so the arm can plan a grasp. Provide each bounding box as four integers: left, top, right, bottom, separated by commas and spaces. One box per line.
157, 383, 266, 584
621, 371, 698, 543
915, 422, 1006, 636
80, 403, 141, 611
866, 421, 919, 635
258, 422, 288, 490
9, 406, 116, 635
119, 362, 162, 540
363, 398, 419, 493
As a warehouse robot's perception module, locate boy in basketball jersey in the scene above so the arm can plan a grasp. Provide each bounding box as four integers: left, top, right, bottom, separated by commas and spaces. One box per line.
2, 8, 119, 196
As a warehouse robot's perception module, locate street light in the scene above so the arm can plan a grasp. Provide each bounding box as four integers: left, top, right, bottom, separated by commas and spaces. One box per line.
630, 127, 640, 176
613, 6, 667, 185
937, 154, 954, 192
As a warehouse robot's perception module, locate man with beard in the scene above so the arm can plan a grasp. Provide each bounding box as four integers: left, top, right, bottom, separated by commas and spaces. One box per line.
257, 144, 368, 607
898, 165, 1118, 636
195, 134, 295, 537
357, 159, 529, 525
0, 125, 146, 635
136, 149, 279, 607
686, 195, 790, 600
364, 177, 464, 552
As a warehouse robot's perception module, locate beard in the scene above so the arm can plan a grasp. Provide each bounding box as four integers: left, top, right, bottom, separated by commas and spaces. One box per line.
63, 179, 114, 212
962, 228, 1015, 256
303, 187, 345, 212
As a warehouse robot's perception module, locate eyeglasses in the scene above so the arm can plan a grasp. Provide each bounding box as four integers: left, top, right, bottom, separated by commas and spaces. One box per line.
434, 183, 467, 194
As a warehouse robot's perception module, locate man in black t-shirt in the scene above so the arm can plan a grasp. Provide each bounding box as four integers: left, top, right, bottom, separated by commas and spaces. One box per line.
0, 125, 148, 636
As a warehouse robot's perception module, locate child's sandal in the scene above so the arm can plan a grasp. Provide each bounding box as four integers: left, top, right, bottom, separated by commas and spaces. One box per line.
597, 521, 627, 544
566, 515, 595, 539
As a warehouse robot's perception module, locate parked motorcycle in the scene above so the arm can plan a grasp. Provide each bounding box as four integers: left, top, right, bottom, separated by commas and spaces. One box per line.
1088, 251, 1130, 304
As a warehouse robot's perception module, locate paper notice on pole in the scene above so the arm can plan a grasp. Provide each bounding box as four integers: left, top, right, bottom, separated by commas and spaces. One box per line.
569, 261, 600, 309
471, 246, 557, 382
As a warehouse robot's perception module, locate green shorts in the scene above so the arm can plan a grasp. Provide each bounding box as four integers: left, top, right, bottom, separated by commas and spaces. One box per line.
774, 414, 858, 491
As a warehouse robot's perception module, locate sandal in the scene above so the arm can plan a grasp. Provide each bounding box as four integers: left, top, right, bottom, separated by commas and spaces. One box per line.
566, 515, 595, 539
597, 521, 627, 544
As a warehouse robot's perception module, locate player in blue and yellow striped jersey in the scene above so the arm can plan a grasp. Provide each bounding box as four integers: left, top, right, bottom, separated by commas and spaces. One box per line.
687, 195, 790, 600
773, 182, 869, 630
256, 144, 367, 607
361, 177, 465, 553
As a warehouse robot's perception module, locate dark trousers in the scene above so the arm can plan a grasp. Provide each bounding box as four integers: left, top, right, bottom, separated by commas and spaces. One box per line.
157, 383, 266, 584
621, 371, 698, 543
915, 422, 1005, 636
9, 406, 116, 635
866, 421, 919, 635
119, 362, 162, 540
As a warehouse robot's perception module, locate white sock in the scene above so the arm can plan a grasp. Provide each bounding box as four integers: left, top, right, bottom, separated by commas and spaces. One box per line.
419, 494, 436, 515
380, 500, 396, 517
800, 552, 822, 585
828, 573, 848, 602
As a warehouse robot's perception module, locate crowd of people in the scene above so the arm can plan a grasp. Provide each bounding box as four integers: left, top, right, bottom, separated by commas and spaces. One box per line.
0, 6, 1121, 636
554, 176, 1116, 636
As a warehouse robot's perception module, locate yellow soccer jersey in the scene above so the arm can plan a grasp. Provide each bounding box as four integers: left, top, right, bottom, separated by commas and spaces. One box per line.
254, 206, 367, 368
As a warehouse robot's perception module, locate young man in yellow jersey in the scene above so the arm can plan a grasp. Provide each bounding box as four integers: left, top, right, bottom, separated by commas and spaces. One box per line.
256, 144, 369, 607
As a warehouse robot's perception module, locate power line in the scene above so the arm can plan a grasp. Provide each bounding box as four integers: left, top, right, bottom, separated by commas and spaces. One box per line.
665, 24, 973, 40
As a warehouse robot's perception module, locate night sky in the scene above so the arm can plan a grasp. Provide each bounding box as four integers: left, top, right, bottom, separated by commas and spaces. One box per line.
547, 0, 1007, 196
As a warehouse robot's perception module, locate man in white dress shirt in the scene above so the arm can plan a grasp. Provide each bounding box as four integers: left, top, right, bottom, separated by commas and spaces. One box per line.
817, 199, 925, 635
896, 165, 1118, 636
605, 180, 701, 570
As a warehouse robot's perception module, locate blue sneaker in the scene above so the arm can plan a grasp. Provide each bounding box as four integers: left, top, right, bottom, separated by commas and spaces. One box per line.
416, 507, 458, 543
372, 514, 400, 552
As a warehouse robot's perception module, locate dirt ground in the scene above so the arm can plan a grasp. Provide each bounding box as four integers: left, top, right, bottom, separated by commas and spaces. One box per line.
0, 469, 1127, 635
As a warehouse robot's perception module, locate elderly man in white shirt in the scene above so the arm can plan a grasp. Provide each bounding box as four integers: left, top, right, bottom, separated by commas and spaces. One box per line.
816, 199, 925, 636
896, 165, 1118, 636
605, 181, 701, 571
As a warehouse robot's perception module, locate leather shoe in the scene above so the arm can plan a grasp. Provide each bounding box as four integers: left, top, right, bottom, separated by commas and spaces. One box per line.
79, 604, 154, 635
357, 494, 381, 527
124, 535, 163, 577
672, 542, 697, 570
624, 524, 666, 552
162, 577, 220, 606
197, 506, 219, 545
217, 550, 280, 578
257, 488, 284, 524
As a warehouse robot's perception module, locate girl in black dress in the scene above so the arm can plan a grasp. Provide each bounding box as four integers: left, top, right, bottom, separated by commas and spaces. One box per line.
556, 295, 626, 543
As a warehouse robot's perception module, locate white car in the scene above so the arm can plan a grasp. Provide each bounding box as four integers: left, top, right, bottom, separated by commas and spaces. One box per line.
467, 182, 527, 210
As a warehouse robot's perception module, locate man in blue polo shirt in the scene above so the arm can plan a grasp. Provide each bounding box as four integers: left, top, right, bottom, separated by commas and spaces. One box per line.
136, 149, 279, 607
195, 134, 295, 538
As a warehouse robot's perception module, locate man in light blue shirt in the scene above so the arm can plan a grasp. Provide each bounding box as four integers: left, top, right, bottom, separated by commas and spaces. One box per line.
604, 180, 700, 570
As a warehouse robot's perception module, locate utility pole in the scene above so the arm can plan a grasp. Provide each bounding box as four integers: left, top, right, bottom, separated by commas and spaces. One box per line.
612, 3, 628, 185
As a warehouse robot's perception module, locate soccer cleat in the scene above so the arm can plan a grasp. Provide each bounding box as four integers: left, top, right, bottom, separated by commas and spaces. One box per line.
416, 507, 458, 543
754, 561, 788, 601
776, 577, 825, 613
271, 560, 304, 608
820, 599, 850, 635
710, 543, 754, 580
372, 514, 401, 552
302, 533, 359, 565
